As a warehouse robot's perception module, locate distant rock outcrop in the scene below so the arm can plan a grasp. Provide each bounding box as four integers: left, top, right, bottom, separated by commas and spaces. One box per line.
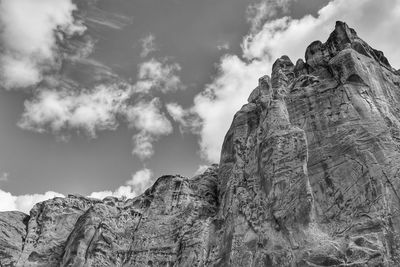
2, 21, 400, 266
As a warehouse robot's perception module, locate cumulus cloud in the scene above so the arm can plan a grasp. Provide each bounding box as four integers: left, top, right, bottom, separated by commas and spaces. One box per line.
18, 84, 130, 137
127, 99, 173, 159
17, 56, 182, 161
0, 190, 64, 214
0, 0, 86, 90
140, 34, 157, 58
192, 0, 400, 163
89, 168, 153, 199
134, 58, 184, 93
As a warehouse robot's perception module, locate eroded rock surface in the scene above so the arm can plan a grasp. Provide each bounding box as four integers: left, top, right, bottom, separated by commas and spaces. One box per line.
210, 21, 400, 266
0, 166, 219, 267
0, 211, 29, 266
1, 21, 400, 266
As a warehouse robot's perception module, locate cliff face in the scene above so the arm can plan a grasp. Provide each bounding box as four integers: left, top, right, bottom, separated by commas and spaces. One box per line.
213, 21, 400, 266
0, 167, 218, 267
1, 21, 400, 266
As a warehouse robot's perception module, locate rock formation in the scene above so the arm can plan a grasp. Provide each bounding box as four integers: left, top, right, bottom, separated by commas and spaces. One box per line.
1, 21, 400, 266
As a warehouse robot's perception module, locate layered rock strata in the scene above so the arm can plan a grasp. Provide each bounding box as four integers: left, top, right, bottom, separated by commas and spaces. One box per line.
1, 21, 400, 266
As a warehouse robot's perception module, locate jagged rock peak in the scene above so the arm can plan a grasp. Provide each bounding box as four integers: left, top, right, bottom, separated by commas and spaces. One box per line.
305, 20, 392, 69
218, 21, 400, 266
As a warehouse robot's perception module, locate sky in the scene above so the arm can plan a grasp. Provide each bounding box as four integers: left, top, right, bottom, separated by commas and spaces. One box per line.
1, 0, 400, 213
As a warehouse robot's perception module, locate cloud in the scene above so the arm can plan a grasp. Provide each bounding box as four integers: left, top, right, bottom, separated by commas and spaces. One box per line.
193, 57, 269, 162
126, 99, 173, 135
83, 4, 133, 30
131, 132, 156, 161
126, 99, 173, 160
0, 0, 86, 90
0, 172, 9, 182
0, 168, 154, 213
89, 168, 153, 199
217, 42, 230, 51
134, 58, 184, 93
140, 34, 157, 58
17, 57, 182, 161
166, 102, 201, 133
242, 0, 400, 65
18, 84, 130, 137
0, 190, 64, 214
246, 0, 294, 33
191, 0, 400, 163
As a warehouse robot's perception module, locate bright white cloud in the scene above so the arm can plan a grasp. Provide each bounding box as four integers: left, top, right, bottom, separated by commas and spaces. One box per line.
192, 0, 400, 163
0, 190, 64, 214
0, 0, 86, 90
127, 168, 153, 194
89, 168, 153, 199
18, 84, 130, 137
134, 58, 184, 93
193, 57, 269, 162
140, 34, 157, 58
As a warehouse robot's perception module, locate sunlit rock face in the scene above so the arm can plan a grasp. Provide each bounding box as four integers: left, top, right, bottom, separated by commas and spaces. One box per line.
212, 21, 400, 266
2, 21, 400, 266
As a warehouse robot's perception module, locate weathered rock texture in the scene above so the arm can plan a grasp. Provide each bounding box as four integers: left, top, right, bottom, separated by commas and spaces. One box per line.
1, 21, 400, 266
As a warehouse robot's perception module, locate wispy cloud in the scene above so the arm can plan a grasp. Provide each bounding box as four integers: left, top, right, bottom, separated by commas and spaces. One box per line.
83, 5, 132, 30
166, 103, 201, 134
0, 172, 9, 182
134, 58, 184, 94
140, 34, 157, 58
127, 99, 173, 160
0, 0, 86, 90
246, 0, 294, 33
217, 42, 230, 51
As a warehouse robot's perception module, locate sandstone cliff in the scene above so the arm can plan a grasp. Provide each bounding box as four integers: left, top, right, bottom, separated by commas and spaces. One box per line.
1, 21, 400, 266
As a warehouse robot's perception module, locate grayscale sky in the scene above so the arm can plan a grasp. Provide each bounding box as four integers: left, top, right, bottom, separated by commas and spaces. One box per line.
1, 0, 399, 213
